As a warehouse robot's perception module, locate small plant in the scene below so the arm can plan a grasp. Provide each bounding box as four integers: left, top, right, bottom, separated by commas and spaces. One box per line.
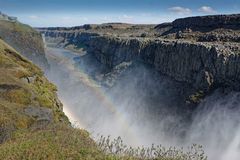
97, 136, 207, 160
188, 90, 205, 104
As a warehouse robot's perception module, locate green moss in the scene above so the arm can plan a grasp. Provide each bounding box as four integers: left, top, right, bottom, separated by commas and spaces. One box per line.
1, 88, 31, 105
31, 76, 57, 108
0, 54, 17, 68
0, 124, 205, 160
0, 102, 33, 129
0, 39, 68, 130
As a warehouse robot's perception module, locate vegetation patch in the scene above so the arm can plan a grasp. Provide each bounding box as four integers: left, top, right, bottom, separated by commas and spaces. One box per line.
0, 124, 108, 160
97, 136, 207, 160
0, 124, 207, 160
0, 39, 68, 141
1, 88, 31, 105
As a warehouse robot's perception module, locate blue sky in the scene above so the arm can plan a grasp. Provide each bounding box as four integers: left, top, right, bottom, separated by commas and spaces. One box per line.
0, 0, 239, 27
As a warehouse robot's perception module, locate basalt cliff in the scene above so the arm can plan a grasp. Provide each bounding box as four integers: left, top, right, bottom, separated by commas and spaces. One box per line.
39, 14, 240, 100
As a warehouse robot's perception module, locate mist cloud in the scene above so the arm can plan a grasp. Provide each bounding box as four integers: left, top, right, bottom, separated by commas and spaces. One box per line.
44, 46, 240, 160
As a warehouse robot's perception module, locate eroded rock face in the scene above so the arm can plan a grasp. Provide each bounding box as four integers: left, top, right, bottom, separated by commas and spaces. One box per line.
24, 106, 53, 122
24, 106, 54, 129
85, 36, 240, 91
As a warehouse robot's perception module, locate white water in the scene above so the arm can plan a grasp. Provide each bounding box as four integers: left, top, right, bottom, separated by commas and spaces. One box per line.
44, 47, 240, 160
188, 90, 240, 160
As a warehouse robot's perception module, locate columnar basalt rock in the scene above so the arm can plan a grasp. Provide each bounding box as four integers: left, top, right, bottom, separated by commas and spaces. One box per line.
38, 14, 240, 93
84, 36, 240, 91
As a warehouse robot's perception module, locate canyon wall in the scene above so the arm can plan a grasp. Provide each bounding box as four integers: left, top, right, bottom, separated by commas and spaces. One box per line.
39, 14, 240, 92
86, 36, 240, 91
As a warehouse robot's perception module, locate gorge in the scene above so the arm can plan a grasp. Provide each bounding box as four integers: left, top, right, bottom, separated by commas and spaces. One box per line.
39, 14, 240, 160
0, 10, 240, 160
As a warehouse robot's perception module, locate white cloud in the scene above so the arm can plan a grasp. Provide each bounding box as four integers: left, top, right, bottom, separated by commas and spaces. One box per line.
82, 17, 89, 21
29, 15, 39, 19
198, 6, 217, 14
118, 14, 134, 22
60, 16, 89, 23
120, 14, 133, 19
100, 16, 114, 22
140, 13, 152, 17
168, 6, 192, 15
61, 16, 71, 20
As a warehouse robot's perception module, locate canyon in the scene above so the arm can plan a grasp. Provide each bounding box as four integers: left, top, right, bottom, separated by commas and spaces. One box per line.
38, 14, 240, 160
0, 12, 240, 160
39, 14, 240, 102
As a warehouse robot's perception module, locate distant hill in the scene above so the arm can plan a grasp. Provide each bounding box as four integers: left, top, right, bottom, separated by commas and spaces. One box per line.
0, 12, 49, 70
0, 11, 17, 22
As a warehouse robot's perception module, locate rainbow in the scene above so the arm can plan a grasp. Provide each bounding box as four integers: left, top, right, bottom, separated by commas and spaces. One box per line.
47, 47, 141, 146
